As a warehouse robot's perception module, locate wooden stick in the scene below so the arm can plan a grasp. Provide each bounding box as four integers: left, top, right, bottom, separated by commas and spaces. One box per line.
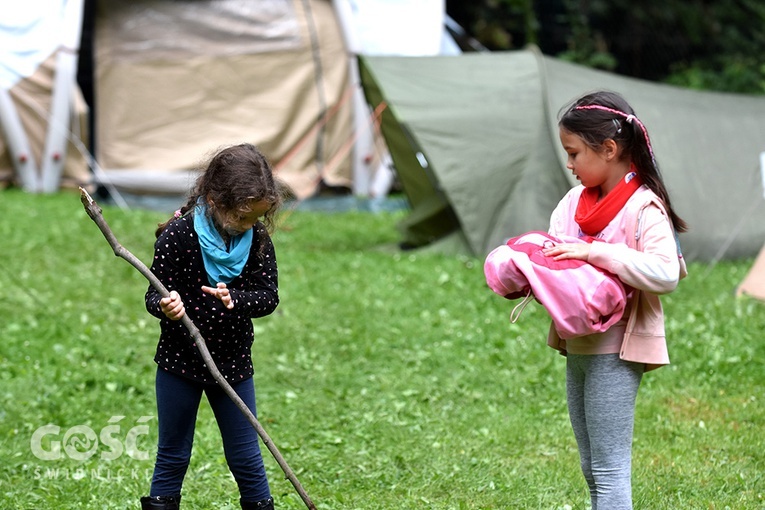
79, 187, 316, 510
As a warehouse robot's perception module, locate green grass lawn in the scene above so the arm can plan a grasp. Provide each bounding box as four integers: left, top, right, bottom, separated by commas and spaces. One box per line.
1, 189, 763, 509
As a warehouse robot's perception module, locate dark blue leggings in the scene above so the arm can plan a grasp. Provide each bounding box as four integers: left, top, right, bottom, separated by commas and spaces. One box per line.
149, 368, 271, 502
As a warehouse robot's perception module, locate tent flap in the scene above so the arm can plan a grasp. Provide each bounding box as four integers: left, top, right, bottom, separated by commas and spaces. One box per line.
738, 241, 765, 301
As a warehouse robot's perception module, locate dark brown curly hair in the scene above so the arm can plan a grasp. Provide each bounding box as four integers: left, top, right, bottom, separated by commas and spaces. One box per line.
156, 144, 289, 245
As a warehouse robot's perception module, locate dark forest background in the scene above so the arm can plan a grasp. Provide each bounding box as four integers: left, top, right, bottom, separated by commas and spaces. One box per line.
446, 0, 765, 94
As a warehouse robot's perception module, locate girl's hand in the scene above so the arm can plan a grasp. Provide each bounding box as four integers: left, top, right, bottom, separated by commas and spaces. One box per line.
160, 290, 185, 320
202, 282, 234, 309
543, 242, 591, 261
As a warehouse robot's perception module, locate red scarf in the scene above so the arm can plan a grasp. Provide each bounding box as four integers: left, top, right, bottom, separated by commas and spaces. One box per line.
575, 167, 643, 236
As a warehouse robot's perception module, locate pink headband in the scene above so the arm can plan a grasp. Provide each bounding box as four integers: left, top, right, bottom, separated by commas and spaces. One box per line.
573, 105, 655, 163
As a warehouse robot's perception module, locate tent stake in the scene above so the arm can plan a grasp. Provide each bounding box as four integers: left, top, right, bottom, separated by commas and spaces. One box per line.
78, 187, 316, 510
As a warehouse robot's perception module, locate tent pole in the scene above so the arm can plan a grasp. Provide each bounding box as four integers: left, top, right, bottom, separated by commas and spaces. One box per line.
0, 88, 40, 191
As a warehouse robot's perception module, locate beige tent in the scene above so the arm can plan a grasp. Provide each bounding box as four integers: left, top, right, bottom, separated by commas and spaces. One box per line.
738, 245, 765, 301
737, 153, 765, 300
93, 0, 354, 199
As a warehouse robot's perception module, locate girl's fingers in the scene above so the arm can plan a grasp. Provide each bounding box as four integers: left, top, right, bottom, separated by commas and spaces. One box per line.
169, 304, 185, 320
542, 243, 589, 261
201, 284, 234, 309
160, 291, 185, 320
202, 286, 225, 297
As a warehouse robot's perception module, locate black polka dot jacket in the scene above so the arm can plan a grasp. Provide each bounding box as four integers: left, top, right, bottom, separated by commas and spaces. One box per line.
145, 213, 279, 384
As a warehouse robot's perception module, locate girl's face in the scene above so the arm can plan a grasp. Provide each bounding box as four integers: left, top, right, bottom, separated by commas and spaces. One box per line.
215, 198, 272, 237
559, 128, 623, 195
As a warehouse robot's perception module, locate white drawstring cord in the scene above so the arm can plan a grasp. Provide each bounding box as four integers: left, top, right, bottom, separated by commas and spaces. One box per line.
510, 289, 534, 323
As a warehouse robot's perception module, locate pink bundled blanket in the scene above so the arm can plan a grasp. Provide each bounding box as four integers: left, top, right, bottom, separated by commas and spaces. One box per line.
484, 231, 628, 339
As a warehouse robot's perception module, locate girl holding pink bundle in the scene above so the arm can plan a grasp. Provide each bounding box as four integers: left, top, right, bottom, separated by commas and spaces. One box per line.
545, 90, 687, 509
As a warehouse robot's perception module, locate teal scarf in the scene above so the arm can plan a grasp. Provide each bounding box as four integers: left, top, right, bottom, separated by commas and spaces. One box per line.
193, 201, 253, 285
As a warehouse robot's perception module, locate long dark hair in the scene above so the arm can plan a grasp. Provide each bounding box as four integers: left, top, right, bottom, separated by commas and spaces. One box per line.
558, 91, 688, 233
156, 143, 286, 241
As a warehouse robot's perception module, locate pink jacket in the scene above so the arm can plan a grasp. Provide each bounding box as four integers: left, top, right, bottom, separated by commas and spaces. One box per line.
547, 185, 688, 371
484, 231, 628, 339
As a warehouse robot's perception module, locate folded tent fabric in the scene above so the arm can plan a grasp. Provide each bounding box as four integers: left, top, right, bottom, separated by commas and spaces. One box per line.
484, 231, 628, 339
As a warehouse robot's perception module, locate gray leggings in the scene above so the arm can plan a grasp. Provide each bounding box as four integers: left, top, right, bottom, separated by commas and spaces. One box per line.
566, 354, 644, 510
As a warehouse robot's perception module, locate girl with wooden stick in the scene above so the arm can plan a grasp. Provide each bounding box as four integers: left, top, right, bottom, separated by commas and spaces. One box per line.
141, 143, 284, 510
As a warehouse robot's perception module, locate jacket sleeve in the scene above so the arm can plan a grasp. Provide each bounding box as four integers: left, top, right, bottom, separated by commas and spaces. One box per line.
229, 228, 279, 319
144, 224, 182, 319
587, 204, 680, 294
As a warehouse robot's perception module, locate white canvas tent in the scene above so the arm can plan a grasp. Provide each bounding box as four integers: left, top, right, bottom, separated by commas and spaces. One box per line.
0, 0, 91, 192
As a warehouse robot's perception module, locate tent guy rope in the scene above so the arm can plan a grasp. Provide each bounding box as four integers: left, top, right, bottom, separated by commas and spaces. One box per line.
78, 187, 316, 510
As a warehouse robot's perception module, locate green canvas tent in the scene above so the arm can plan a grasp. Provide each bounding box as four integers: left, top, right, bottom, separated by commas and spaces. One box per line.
359, 48, 765, 262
